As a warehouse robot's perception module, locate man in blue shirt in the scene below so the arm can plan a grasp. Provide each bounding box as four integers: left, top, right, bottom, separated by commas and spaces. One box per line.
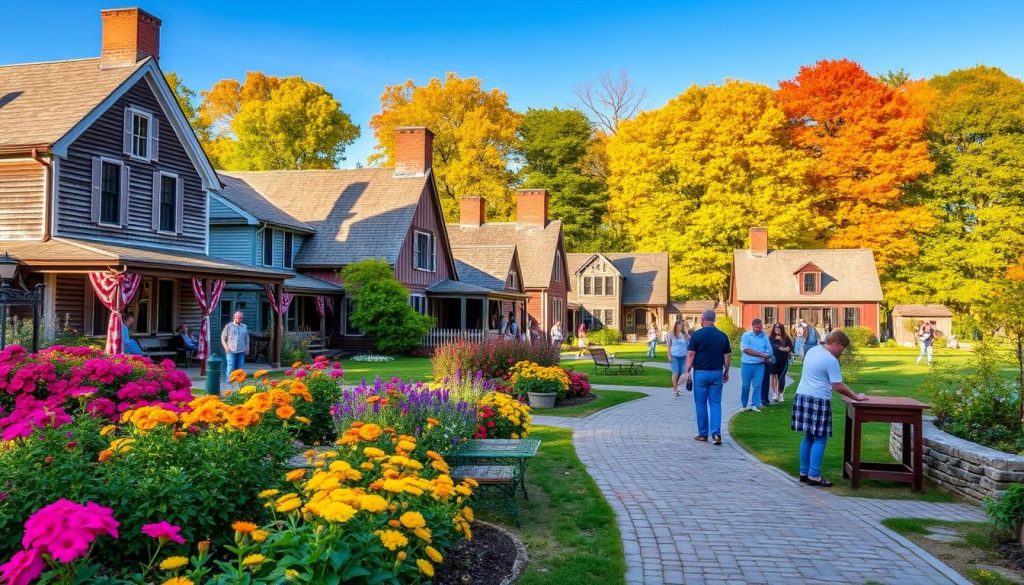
685, 310, 732, 445
740, 318, 773, 412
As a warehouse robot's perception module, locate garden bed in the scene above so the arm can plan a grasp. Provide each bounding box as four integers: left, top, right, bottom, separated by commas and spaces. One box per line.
435, 521, 527, 585
890, 417, 1024, 502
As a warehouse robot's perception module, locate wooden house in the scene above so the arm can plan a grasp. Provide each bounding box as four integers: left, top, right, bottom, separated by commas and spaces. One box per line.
729, 227, 883, 336
566, 252, 671, 337
891, 304, 953, 345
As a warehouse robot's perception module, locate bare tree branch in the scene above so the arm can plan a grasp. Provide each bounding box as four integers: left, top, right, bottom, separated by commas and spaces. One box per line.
573, 70, 648, 134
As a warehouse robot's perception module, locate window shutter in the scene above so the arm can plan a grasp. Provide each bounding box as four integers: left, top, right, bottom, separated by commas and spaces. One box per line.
119, 165, 130, 226
90, 157, 101, 223
150, 118, 160, 161
431, 234, 437, 272
123, 108, 132, 156
413, 234, 420, 268
151, 171, 160, 230
175, 177, 184, 233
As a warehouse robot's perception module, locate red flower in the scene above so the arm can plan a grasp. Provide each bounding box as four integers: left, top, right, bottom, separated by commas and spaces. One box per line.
486, 420, 495, 429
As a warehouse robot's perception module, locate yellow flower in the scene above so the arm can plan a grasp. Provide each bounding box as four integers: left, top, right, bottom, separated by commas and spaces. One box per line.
416, 558, 434, 577
98, 449, 114, 462
363, 446, 385, 458
258, 488, 280, 499
413, 527, 432, 542
242, 553, 266, 566
100, 424, 117, 437
251, 529, 269, 543
161, 578, 194, 585
239, 385, 257, 395
358, 423, 382, 441
275, 494, 302, 513
462, 506, 474, 522
285, 469, 306, 482
292, 361, 304, 368
397, 551, 407, 561
253, 369, 269, 379
296, 416, 311, 424
358, 494, 389, 513
319, 502, 356, 523
431, 460, 450, 474
284, 569, 299, 581
378, 529, 409, 550
425, 545, 443, 563
158, 556, 189, 571
232, 520, 258, 534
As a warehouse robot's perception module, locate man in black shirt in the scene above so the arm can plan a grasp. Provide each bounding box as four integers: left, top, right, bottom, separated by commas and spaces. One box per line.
684, 310, 732, 445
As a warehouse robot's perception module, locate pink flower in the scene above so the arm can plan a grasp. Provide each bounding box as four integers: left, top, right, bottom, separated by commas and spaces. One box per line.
141, 520, 185, 544
329, 369, 344, 379
0, 549, 44, 585
20, 499, 118, 564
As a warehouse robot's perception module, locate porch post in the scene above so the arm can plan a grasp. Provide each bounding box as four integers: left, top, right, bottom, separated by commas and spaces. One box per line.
459, 297, 467, 331
200, 279, 211, 377
273, 283, 283, 368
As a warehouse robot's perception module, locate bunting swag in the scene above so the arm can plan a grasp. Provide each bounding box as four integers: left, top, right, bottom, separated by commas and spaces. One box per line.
313, 296, 335, 318
88, 271, 142, 355
264, 284, 294, 317
191, 277, 226, 361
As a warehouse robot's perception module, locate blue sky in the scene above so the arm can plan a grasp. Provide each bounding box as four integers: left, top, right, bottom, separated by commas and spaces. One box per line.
3, 1, 1023, 166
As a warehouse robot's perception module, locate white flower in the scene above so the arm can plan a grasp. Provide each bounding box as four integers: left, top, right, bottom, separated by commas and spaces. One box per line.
350, 354, 395, 363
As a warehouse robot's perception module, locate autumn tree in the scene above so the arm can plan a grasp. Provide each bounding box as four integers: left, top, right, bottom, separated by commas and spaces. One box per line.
165, 72, 208, 140
197, 72, 359, 170
607, 81, 823, 300
897, 66, 1024, 315
369, 73, 521, 221
777, 59, 934, 273
517, 108, 610, 251
574, 70, 647, 135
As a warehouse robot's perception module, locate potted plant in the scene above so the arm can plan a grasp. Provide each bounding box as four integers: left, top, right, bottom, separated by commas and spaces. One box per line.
515, 377, 560, 408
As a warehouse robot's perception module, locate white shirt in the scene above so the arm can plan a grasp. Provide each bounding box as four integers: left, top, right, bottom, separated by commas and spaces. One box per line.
796, 345, 842, 400
550, 325, 563, 341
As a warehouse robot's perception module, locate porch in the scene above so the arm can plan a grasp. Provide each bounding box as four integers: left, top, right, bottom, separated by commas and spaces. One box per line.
425, 281, 529, 346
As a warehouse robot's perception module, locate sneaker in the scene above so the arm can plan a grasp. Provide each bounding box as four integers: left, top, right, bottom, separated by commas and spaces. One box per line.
694, 435, 708, 442
712, 435, 722, 445
750, 406, 761, 412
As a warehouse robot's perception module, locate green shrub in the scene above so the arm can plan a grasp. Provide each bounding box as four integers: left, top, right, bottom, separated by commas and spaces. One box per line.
933, 335, 949, 349
716, 314, 743, 354
985, 483, 1024, 539
282, 334, 312, 364
588, 327, 622, 345
882, 338, 899, 348
432, 338, 560, 380
342, 259, 434, 354
843, 326, 878, 347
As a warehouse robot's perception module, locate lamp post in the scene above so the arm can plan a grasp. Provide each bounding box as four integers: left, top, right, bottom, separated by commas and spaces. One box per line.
0, 253, 46, 352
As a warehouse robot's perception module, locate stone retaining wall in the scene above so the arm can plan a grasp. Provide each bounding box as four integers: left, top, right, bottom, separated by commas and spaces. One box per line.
889, 417, 1024, 502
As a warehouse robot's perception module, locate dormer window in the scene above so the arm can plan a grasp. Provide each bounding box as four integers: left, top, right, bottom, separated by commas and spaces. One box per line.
795, 262, 824, 295
126, 107, 154, 161
802, 272, 818, 293
506, 271, 517, 289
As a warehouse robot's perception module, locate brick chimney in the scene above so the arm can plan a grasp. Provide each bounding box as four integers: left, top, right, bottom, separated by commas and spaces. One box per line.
393, 127, 433, 176
100, 8, 161, 68
516, 189, 548, 229
460, 196, 486, 227
749, 227, 768, 256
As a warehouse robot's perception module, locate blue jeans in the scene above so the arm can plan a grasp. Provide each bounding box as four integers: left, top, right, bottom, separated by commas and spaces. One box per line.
800, 431, 829, 478
740, 362, 765, 408
669, 356, 687, 375
224, 351, 246, 381
647, 339, 657, 358
693, 370, 723, 438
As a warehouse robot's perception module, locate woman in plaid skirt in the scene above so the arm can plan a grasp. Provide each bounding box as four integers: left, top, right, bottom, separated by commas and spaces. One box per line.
791, 330, 868, 487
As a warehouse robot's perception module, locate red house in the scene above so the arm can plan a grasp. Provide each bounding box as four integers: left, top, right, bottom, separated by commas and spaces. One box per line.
729, 227, 883, 336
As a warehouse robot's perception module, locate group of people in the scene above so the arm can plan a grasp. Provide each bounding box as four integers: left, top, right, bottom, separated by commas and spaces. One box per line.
672, 310, 869, 487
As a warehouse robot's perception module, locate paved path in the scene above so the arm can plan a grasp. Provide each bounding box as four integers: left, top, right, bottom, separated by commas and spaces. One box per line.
534, 368, 984, 585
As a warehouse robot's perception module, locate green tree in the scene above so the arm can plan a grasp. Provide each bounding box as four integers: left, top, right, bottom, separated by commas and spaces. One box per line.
164, 72, 207, 139
517, 108, 609, 251
340, 260, 433, 355
982, 277, 1024, 418
198, 72, 359, 170
899, 66, 1024, 314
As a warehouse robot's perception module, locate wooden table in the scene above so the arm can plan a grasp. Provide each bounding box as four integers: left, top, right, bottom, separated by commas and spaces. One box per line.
841, 396, 929, 491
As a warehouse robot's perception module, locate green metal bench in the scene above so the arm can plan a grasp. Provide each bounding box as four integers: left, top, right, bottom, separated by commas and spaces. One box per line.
451, 464, 520, 527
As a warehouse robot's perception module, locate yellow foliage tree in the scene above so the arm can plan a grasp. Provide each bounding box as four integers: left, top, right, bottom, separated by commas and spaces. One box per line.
369, 73, 521, 221
607, 81, 825, 300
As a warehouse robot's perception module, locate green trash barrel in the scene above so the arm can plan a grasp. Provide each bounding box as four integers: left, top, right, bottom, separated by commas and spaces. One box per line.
205, 353, 223, 396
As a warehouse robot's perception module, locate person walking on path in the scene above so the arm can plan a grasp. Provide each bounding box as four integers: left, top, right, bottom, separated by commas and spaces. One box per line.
916, 322, 934, 365
646, 323, 659, 359
576, 322, 589, 357
769, 323, 793, 403
740, 318, 772, 412
220, 311, 249, 381
528, 317, 542, 344
803, 322, 821, 357
794, 319, 806, 361
550, 320, 563, 347
792, 330, 868, 487
684, 310, 732, 444
666, 321, 690, 397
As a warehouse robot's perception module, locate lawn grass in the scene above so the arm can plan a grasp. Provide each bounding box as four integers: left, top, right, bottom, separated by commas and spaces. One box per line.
882, 518, 1021, 585
480, 426, 625, 585
560, 342, 673, 388
532, 388, 648, 418
729, 347, 1016, 501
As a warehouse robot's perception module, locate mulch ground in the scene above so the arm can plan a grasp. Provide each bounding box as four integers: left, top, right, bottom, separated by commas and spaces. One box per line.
435, 522, 518, 585
555, 394, 599, 407
998, 541, 1024, 571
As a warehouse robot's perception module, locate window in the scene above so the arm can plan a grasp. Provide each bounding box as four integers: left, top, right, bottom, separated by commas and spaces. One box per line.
413, 231, 435, 272
344, 297, 365, 335
582, 309, 594, 330
762, 306, 777, 325
100, 161, 121, 225
594, 277, 604, 295
604, 309, 615, 329
286, 302, 298, 331
844, 307, 860, 328
158, 174, 177, 232
802, 272, 818, 293
126, 278, 153, 334
263, 229, 275, 266
552, 298, 564, 324
409, 295, 427, 315
156, 280, 175, 333
130, 109, 152, 160
554, 255, 563, 282
91, 299, 111, 337
605, 276, 614, 296
506, 271, 517, 289
583, 277, 592, 295
283, 232, 294, 268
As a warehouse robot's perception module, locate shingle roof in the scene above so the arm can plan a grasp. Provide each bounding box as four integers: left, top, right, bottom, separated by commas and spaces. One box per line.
446, 222, 564, 289
0, 58, 144, 148
284, 272, 344, 294
221, 169, 429, 267
566, 252, 670, 305
669, 300, 720, 313
731, 249, 883, 302
426, 279, 491, 294
451, 245, 517, 292
216, 174, 314, 233
892, 304, 953, 318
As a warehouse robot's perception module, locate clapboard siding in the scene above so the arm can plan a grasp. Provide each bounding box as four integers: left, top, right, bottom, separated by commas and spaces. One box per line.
210, 225, 255, 265
394, 184, 453, 293
210, 196, 246, 221
54, 274, 87, 334
0, 161, 45, 239
252, 228, 304, 269
57, 80, 206, 251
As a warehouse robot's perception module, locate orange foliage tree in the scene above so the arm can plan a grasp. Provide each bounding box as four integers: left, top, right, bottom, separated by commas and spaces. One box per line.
777, 59, 934, 273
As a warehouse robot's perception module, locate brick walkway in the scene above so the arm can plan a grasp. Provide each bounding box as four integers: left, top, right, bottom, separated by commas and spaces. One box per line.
534, 371, 984, 585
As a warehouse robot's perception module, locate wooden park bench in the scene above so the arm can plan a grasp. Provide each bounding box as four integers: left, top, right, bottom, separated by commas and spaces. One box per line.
139, 337, 177, 362
589, 346, 643, 375
451, 464, 520, 527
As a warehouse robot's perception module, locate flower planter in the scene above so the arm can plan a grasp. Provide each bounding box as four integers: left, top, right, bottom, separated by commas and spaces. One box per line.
527, 392, 557, 409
